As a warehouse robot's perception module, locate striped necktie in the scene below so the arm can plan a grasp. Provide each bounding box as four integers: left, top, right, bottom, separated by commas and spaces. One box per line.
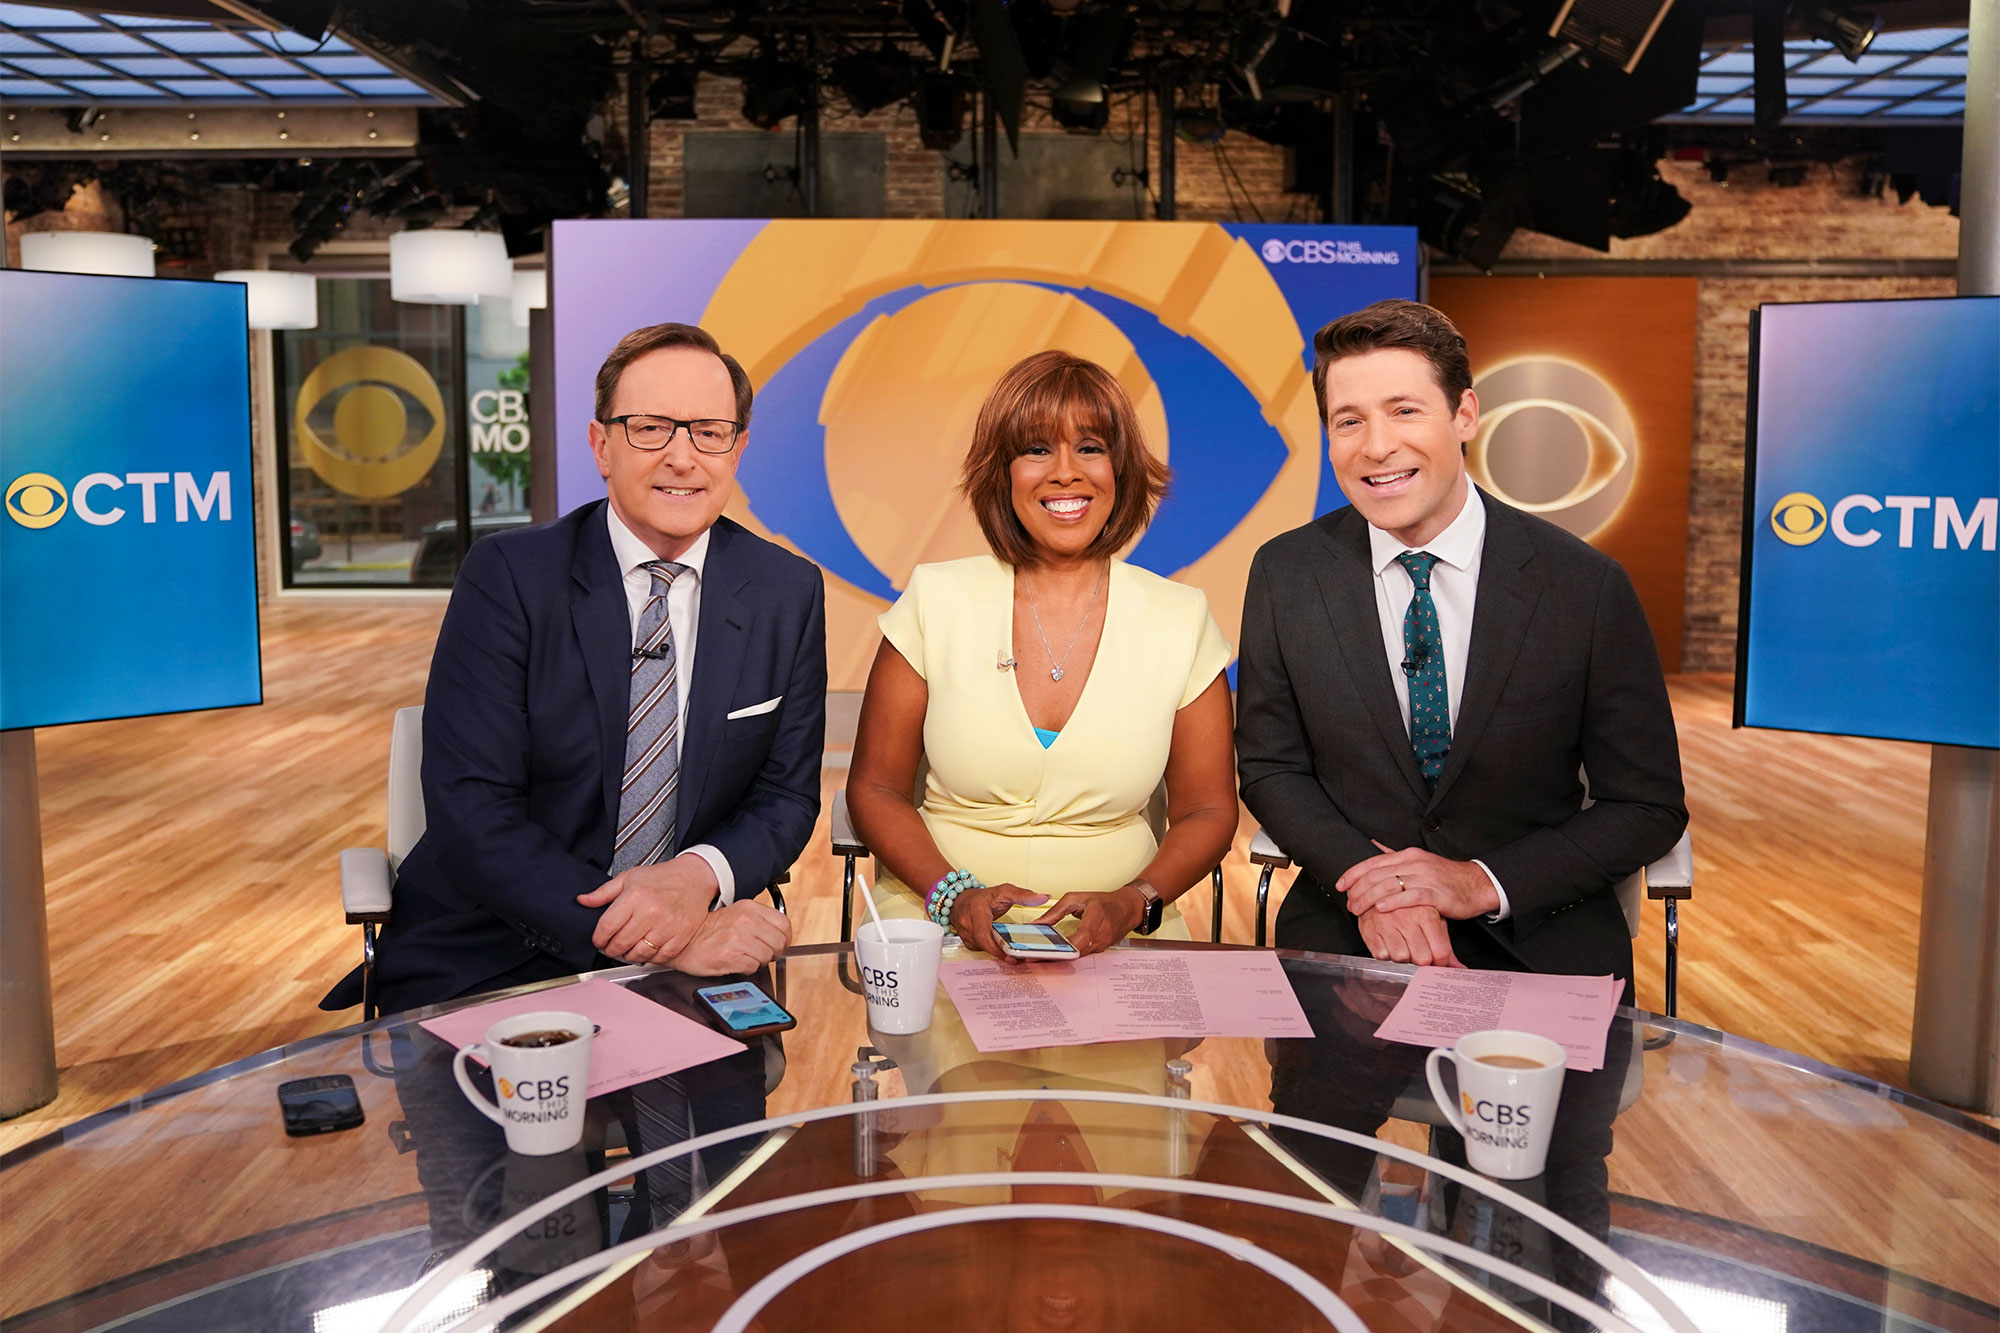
1397, 550, 1452, 790
611, 560, 690, 875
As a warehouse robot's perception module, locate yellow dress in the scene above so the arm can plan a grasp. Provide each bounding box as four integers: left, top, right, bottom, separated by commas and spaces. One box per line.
866, 555, 1235, 1198
871, 554, 1235, 929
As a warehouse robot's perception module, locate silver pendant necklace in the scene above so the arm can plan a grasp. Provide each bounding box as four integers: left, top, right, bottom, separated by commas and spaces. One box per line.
1021, 569, 1104, 683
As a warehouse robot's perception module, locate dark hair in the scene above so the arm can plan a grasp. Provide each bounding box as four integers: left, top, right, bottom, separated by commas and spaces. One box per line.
959, 350, 1171, 567
593, 322, 754, 429
1311, 299, 1473, 419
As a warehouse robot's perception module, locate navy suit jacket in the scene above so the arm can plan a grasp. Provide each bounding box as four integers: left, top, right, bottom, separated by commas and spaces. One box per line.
1235, 492, 1686, 983
323, 503, 826, 1013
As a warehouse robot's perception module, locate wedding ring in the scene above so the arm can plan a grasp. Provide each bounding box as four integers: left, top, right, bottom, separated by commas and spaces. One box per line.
639, 938, 658, 952
1395, 875, 1405, 890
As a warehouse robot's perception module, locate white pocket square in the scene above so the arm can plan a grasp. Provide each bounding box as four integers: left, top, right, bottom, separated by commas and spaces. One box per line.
726, 696, 782, 720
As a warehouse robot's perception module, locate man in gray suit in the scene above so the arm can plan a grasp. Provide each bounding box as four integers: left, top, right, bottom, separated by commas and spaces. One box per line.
1236, 300, 1685, 989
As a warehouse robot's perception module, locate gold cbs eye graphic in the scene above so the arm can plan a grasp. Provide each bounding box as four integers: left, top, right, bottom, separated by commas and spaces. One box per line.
1769, 492, 1827, 545
1467, 359, 1638, 541
6, 473, 69, 529
294, 345, 447, 500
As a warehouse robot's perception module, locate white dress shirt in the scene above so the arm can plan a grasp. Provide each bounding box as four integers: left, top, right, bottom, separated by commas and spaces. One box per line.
1364, 485, 1511, 920
604, 506, 737, 903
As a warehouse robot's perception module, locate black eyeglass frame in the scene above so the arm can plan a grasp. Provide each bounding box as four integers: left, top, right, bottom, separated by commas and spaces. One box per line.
598, 414, 743, 454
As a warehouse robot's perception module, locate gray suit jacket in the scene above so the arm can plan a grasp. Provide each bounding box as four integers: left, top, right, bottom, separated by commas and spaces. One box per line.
1235, 492, 1686, 981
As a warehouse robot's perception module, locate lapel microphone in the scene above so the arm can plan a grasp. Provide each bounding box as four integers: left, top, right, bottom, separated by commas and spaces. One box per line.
996, 650, 1017, 672
634, 644, 673, 661
1401, 643, 1432, 676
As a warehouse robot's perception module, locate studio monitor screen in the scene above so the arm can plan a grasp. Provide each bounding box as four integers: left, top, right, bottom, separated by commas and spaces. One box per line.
1737, 295, 1998, 748
1, 269, 261, 730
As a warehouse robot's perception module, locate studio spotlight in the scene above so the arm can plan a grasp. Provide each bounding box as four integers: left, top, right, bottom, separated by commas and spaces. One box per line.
741, 57, 810, 130
1175, 105, 1226, 145
647, 64, 699, 121
1794, 4, 1878, 60
832, 47, 918, 116
915, 72, 968, 149
1052, 80, 1110, 133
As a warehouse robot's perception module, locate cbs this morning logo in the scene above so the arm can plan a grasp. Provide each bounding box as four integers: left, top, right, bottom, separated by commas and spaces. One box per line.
6, 470, 234, 529
1260, 237, 1402, 265
1771, 491, 1997, 550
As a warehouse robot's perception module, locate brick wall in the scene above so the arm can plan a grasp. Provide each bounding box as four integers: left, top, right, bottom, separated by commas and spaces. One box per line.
632, 73, 1293, 223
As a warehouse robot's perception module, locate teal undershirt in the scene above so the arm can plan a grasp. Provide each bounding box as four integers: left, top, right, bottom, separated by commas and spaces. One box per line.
1033, 726, 1060, 749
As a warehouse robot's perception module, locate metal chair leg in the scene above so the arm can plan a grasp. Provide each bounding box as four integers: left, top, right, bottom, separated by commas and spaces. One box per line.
767, 882, 787, 916
1663, 898, 1679, 1018
1255, 866, 1275, 949
361, 922, 379, 1024
840, 853, 857, 941
1210, 866, 1224, 944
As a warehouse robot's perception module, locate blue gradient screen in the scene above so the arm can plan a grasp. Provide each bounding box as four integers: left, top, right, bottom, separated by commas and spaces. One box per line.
1741, 296, 1998, 747
1, 270, 261, 729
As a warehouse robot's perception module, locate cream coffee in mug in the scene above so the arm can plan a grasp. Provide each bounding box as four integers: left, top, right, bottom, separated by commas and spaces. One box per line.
1425, 1029, 1567, 1179
855, 919, 945, 1034
452, 1009, 595, 1156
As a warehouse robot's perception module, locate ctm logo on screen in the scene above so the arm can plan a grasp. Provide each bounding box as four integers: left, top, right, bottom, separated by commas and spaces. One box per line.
4, 471, 234, 530
1770, 491, 1997, 550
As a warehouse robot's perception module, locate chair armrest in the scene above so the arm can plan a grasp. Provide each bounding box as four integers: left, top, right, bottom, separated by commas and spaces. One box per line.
341, 847, 394, 924
1248, 828, 1292, 869
1644, 831, 1694, 900
831, 789, 869, 858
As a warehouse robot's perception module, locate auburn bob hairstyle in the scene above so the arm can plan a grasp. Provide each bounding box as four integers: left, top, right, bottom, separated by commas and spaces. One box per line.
959, 350, 1172, 567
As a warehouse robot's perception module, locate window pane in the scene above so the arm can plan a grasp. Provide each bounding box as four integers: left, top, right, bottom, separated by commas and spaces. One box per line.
278, 278, 460, 588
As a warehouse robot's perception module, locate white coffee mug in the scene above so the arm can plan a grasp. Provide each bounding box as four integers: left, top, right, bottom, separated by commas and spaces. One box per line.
452, 1009, 595, 1156
855, 919, 945, 1035
1425, 1029, 1567, 1179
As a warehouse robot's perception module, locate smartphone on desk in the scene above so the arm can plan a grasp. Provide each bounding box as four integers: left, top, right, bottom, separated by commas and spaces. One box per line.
992, 921, 1082, 961
696, 982, 798, 1037
278, 1074, 364, 1137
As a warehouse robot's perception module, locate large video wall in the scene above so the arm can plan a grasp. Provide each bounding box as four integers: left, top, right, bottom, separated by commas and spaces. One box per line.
553, 219, 1419, 689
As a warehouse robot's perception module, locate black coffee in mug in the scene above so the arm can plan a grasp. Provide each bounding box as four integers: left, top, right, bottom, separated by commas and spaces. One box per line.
499, 1028, 579, 1049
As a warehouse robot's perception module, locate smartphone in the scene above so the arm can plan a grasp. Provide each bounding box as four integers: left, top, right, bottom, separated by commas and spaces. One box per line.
278, 1074, 364, 1137
992, 922, 1082, 961
696, 982, 798, 1036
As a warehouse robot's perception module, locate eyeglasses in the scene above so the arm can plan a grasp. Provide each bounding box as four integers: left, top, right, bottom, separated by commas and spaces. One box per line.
600, 415, 741, 454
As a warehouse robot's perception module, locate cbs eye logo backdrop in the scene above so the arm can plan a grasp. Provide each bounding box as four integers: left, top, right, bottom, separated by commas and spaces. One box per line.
1428, 276, 1698, 670
553, 219, 1418, 688
0, 270, 261, 731
292, 345, 448, 498
1740, 296, 1998, 748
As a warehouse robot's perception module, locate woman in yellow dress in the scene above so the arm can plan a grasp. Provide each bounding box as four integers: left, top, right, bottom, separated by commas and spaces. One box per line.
848, 349, 1238, 954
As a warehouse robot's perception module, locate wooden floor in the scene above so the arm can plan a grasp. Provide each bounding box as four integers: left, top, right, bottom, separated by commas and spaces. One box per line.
0, 599, 1962, 1155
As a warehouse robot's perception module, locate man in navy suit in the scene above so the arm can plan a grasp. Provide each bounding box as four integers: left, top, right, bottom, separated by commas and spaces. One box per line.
325, 323, 825, 1014
1236, 300, 1684, 990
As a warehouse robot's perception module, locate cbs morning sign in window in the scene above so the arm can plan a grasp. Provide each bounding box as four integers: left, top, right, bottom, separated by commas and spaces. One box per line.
1, 269, 261, 730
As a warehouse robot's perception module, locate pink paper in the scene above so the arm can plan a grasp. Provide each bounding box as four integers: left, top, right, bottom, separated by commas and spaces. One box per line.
1371, 967, 1622, 1071
419, 978, 745, 1097
941, 949, 1314, 1052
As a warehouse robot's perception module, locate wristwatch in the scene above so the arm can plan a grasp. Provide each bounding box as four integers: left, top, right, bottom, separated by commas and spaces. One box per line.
1130, 880, 1164, 935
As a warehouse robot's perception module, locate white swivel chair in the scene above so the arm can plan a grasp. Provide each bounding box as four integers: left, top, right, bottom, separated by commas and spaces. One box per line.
341, 705, 788, 1021
341, 706, 424, 1023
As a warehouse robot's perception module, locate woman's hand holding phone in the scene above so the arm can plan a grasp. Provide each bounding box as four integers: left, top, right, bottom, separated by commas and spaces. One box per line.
948, 882, 1049, 963
1032, 887, 1146, 957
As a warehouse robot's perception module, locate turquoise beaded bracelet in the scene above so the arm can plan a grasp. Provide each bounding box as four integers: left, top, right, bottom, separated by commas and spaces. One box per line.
927, 868, 983, 928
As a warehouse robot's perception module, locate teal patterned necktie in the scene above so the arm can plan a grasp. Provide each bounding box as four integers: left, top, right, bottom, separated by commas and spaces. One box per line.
1396, 551, 1452, 790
